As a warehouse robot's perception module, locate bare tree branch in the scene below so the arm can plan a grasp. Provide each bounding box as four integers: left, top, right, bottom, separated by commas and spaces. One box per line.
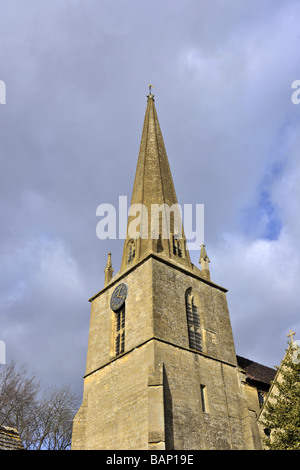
0, 361, 79, 450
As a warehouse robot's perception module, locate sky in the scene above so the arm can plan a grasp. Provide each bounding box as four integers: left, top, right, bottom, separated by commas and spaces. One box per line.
0, 0, 300, 400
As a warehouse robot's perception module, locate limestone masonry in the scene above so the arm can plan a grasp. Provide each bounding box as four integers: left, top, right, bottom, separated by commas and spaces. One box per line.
71, 93, 273, 450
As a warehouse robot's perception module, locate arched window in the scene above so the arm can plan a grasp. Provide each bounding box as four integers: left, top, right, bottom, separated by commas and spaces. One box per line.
185, 288, 202, 351
127, 239, 136, 263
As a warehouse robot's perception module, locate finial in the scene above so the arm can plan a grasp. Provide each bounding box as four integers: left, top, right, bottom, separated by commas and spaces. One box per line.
199, 244, 210, 280
199, 244, 210, 263
104, 252, 113, 286
147, 84, 155, 100
287, 329, 296, 343
106, 252, 112, 267
148, 84, 154, 95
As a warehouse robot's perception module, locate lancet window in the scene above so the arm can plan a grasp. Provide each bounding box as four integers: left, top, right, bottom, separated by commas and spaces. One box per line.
115, 305, 125, 356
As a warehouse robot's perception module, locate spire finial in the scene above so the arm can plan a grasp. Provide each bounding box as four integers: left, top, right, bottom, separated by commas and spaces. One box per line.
148, 83, 154, 95
147, 84, 155, 100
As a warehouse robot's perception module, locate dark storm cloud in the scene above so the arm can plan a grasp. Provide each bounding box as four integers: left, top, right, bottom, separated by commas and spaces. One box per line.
0, 0, 300, 396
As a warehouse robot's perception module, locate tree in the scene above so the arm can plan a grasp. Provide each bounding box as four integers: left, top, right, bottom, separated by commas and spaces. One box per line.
261, 337, 300, 450
0, 360, 40, 443
0, 360, 79, 450
29, 385, 79, 450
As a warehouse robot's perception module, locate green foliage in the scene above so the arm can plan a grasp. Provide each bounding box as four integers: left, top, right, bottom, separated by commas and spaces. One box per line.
261, 342, 300, 450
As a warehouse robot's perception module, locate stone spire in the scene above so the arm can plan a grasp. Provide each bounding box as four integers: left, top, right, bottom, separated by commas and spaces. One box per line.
104, 252, 113, 286
120, 91, 192, 273
199, 244, 210, 280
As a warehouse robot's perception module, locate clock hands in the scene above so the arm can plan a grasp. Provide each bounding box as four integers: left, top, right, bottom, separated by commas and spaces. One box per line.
110, 284, 128, 311
116, 286, 125, 298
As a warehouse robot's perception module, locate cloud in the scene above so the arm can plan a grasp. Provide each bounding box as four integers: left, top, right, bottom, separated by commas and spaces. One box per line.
213, 231, 300, 368
0, 0, 300, 397
1, 235, 89, 391
210, 134, 300, 368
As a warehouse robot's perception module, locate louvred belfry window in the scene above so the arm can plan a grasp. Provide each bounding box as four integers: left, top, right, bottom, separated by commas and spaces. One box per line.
172, 235, 184, 258
185, 289, 202, 352
127, 239, 136, 263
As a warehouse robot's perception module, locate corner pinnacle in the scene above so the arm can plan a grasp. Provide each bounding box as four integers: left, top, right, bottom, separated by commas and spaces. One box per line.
199, 244, 211, 280
104, 252, 114, 286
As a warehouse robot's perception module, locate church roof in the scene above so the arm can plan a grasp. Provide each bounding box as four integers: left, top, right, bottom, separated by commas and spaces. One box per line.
237, 355, 276, 386
0, 425, 24, 450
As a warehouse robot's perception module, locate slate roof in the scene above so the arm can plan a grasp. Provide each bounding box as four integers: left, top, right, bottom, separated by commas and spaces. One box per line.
0, 425, 24, 450
236, 355, 276, 386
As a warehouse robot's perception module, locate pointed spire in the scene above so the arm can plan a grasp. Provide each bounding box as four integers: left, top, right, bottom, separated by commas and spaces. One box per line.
104, 252, 113, 286
120, 91, 192, 273
199, 244, 210, 280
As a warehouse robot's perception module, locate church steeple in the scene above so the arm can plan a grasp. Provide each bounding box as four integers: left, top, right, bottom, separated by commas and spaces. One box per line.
120, 91, 192, 273
73, 90, 263, 451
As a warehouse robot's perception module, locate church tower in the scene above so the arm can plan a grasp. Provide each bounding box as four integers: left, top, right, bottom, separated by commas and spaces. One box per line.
71, 91, 262, 450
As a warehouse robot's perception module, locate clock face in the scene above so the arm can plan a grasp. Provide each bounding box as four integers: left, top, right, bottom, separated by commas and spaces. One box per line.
110, 283, 128, 311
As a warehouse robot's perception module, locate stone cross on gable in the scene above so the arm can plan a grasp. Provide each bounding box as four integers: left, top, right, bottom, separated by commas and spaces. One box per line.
287, 329, 296, 342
